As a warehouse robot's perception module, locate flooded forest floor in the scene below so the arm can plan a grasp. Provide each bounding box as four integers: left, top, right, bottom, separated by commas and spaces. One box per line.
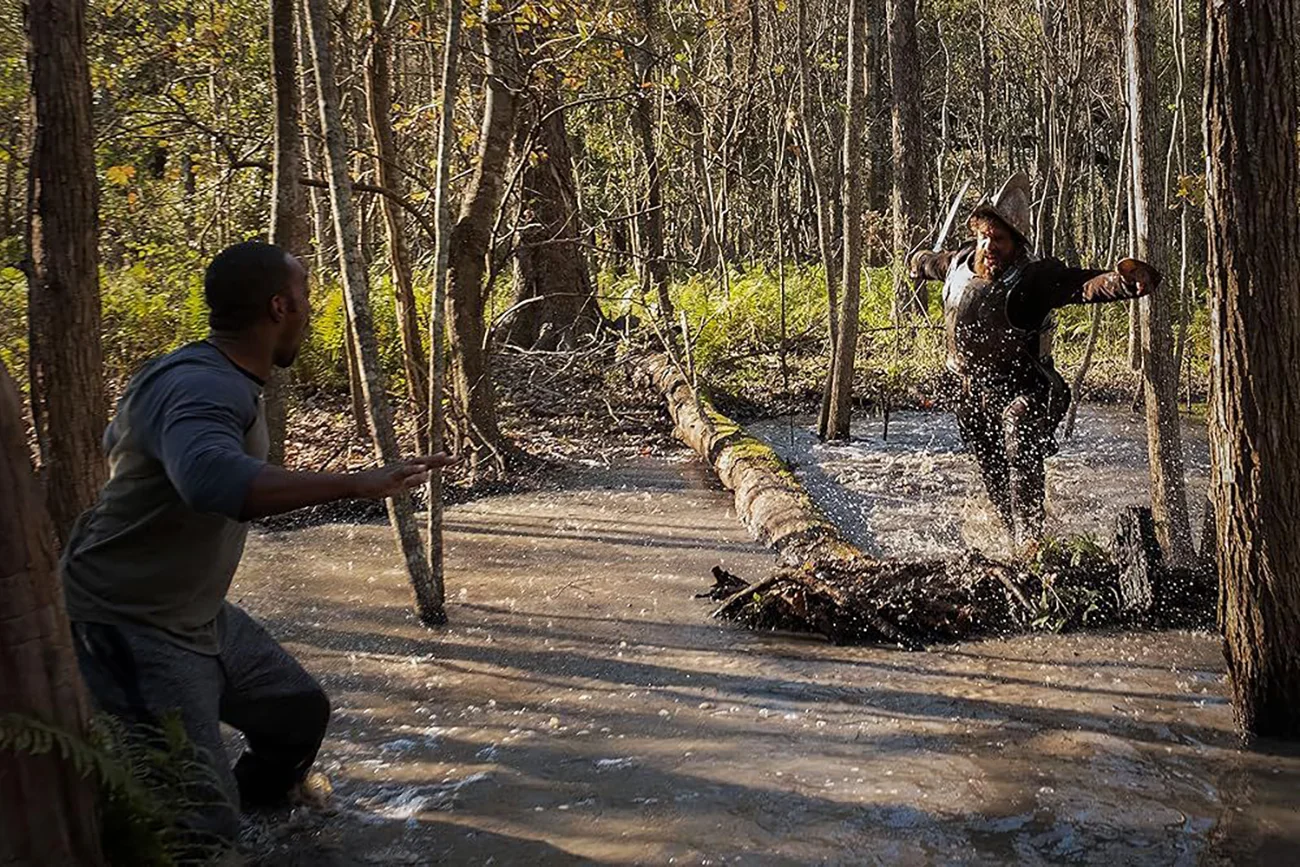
233, 346, 1300, 864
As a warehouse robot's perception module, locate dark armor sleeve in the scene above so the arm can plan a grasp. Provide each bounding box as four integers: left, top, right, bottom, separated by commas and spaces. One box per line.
911, 249, 961, 281
1005, 259, 1153, 331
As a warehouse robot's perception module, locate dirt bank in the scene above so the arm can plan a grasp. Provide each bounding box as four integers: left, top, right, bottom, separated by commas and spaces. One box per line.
230, 455, 1300, 865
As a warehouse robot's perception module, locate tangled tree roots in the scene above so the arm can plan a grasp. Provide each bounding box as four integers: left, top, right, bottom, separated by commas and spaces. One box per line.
634, 350, 1213, 648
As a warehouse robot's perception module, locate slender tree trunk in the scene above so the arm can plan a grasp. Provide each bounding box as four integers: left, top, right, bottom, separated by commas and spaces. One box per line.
267, 0, 311, 467
303, 0, 442, 624
365, 0, 429, 452
24, 0, 106, 545
0, 361, 103, 867
1205, 0, 1300, 739
630, 0, 672, 320
887, 0, 927, 316
795, 0, 837, 346
425, 0, 462, 635
1125, 0, 1194, 566
865, 0, 891, 220
820, 0, 867, 441
446, 0, 518, 458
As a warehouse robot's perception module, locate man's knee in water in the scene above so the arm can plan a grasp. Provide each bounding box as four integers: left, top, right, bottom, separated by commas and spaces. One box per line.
1002, 396, 1048, 463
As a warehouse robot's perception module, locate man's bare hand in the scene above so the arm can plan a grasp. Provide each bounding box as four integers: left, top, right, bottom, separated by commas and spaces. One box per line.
1116, 258, 1162, 295
350, 454, 460, 499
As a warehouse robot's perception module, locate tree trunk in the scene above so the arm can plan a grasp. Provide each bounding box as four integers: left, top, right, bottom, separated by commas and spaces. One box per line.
819, 0, 867, 441
303, 0, 443, 624
425, 0, 462, 641
445, 0, 518, 459
865, 0, 891, 221
887, 0, 927, 316
24, 0, 106, 545
1125, 0, 1194, 566
630, 0, 672, 320
0, 361, 103, 866
1204, 0, 1300, 739
267, 0, 311, 467
365, 0, 429, 452
504, 80, 601, 350
795, 0, 838, 348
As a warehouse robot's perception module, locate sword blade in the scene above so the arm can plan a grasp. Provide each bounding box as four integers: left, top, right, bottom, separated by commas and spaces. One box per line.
932, 179, 972, 252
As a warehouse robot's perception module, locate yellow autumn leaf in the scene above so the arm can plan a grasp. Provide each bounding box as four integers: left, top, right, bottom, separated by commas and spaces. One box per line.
106, 165, 136, 187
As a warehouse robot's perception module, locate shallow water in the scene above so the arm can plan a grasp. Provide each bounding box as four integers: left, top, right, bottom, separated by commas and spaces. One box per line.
230, 453, 1299, 865
749, 405, 1211, 559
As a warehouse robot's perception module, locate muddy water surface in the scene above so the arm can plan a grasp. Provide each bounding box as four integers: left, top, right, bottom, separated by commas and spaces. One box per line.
232, 452, 1299, 865
750, 406, 1211, 559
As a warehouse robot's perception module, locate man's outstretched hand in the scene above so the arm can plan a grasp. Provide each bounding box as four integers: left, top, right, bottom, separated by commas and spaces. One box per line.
1116, 258, 1162, 295
351, 454, 461, 499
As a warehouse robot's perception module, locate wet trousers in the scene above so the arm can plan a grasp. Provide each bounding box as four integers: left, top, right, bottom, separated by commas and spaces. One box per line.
949, 371, 1069, 546
72, 603, 330, 849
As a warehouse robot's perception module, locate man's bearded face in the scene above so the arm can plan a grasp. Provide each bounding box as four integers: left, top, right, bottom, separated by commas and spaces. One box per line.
974, 219, 1020, 280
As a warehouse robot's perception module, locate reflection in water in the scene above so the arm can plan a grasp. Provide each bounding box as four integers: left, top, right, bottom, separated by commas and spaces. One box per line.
750, 405, 1211, 559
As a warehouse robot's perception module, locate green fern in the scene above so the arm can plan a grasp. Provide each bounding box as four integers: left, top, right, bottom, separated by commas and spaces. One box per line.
0, 712, 233, 866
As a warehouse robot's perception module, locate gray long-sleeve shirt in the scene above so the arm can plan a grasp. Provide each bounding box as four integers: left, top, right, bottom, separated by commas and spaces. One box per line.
61, 340, 269, 654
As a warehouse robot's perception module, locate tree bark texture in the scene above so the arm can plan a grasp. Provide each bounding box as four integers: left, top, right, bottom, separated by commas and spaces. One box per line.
365, 0, 429, 451
505, 82, 601, 350
1204, 0, 1300, 739
25, 0, 106, 545
445, 0, 518, 456
267, 0, 312, 467
887, 0, 927, 315
821, 0, 867, 441
0, 362, 103, 867
1125, 0, 1194, 566
303, 0, 442, 624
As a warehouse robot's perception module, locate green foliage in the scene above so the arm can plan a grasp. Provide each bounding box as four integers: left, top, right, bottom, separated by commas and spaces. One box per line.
670, 263, 828, 372
0, 711, 232, 865
0, 264, 25, 382
1026, 533, 1114, 632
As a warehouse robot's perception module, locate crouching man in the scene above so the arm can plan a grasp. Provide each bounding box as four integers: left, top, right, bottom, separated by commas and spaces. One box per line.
61, 241, 455, 849
909, 173, 1161, 550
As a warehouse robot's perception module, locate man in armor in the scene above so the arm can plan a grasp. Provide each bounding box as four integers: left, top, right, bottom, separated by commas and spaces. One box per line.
909, 173, 1162, 550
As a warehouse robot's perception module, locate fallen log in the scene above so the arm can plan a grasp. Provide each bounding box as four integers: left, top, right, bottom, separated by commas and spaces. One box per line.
631, 351, 1211, 646
629, 351, 856, 566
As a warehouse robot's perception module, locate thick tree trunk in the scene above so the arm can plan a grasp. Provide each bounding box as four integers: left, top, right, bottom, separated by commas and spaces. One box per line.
1125, 0, 1195, 567
25, 0, 106, 545
365, 0, 429, 451
505, 81, 601, 350
887, 0, 927, 316
303, 0, 443, 624
820, 0, 867, 441
0, 362, 103, 866
267, 0, 311, 467
1204, 0, 1300, 739
445, 0, 518, 458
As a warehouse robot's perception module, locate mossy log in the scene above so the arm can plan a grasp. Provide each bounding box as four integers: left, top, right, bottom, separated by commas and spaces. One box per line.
634, 351, 1212, 647
630, 351, 857, 566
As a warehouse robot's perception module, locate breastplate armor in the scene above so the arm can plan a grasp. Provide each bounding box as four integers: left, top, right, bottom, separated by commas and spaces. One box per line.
943, 250, 1055, 384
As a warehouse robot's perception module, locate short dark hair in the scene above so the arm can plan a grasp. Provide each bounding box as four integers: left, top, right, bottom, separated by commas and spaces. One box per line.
204, 241, 295, 331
